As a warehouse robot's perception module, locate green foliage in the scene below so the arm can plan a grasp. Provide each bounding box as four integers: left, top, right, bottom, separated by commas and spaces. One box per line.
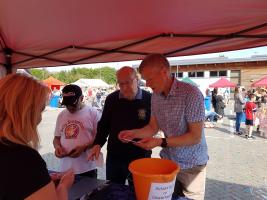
29, 69, 50, 80
29, 67, 116, 84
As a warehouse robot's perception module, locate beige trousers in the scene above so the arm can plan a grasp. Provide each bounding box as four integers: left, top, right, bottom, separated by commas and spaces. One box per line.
174, 165, 207, 200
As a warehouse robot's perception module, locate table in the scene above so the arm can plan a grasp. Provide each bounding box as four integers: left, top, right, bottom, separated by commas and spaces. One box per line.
69, 177, 188, 200
69, 177, 108, 200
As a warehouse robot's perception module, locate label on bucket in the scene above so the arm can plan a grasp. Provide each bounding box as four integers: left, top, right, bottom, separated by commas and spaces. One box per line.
148, 179, 175, 200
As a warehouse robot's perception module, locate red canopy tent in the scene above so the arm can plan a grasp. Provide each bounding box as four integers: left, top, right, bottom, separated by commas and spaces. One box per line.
0, 0, 267, 74
209, 77, 236, 88
251, 75, 267, 87
43, 76, 64, 90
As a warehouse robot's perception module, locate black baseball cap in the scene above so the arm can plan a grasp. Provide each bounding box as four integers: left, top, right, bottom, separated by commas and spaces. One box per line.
61, 84, 82, 106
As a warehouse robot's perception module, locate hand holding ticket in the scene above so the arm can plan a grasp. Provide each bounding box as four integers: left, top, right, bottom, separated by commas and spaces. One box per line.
122, 138, 141, 144
118, 130, 135, 142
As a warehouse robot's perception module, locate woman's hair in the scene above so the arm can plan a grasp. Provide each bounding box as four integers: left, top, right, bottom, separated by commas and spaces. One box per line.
248, 93, 255, 100
234, 86, 239, 94
213, 88, 218, 95
0, 74, 50, 148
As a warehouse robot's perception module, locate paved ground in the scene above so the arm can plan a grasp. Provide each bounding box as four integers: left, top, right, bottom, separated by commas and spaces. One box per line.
38, 101, 267, 200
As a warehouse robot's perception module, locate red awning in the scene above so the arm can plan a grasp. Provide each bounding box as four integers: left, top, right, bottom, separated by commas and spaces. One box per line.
43, 76, 65, 88
0, 0, 267, 71
209, 77, 236, 88
251, 75, 267, 87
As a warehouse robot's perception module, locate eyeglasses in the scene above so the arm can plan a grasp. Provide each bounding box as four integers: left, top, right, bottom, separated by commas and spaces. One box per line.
117, 78, 136, 87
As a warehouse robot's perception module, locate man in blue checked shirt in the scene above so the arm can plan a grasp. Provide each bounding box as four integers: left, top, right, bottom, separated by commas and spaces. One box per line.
119, 54, 208, 200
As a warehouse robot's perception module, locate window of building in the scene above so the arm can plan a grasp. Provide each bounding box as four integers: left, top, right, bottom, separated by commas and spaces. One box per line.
196, 71, 204, 77
230, 70, 240, 85
171, 72, 183, 78
210, 71, 218, 77
188, 72, 196, 77
230, 70, 240, 77
178, 72, 183, 78
210, 70, 227, 77
188, 71, 204, 77
219, 71, 227, 76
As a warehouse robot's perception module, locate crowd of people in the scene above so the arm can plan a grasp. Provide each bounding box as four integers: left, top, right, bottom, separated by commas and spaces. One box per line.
1, 52, 267, 199
234, 86, 267, 139
204, 83, 267, 139
0, 54, 209, 200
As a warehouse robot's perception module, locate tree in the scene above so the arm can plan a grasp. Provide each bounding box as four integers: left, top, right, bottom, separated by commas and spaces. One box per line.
98, 67, 116, 84
29, 69, 50, 80
29, 66, 117, 85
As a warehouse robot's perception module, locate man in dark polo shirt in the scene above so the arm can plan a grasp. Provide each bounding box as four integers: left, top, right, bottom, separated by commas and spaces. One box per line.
88, 66, 151, 185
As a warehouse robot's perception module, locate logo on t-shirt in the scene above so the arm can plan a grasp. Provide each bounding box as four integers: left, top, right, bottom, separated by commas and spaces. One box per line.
63, 120, 84, 139
64, 123, 79, 139
138, 109, 146, 120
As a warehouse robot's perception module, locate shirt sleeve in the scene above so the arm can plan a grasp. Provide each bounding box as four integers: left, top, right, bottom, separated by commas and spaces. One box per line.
238, 94, 246, 104
151, 94, 156, 117
54, 112, 62, 137
185, 87, 205, 123
91, 107, 101, 140
93, 95, 112, 147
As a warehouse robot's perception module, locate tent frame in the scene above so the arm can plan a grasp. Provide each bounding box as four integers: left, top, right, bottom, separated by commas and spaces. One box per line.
1, 22, 267, 74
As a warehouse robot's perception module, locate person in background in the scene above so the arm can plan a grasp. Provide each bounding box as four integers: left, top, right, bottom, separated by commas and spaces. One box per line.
88, 66, 152, 185
204, 88, 212, 111
119, 54, 208, 200
234, 86, 246, 135
244, 93, 257, 139
211, 87, 218, 111
205, 110, 222, 123
215, 90, 225, 118
53, 84, 100, 181
0, 74, 74, 200
224, 88, 230, 105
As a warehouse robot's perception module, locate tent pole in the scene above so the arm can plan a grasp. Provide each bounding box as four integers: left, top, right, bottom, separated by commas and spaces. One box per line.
4, 48, 12, 74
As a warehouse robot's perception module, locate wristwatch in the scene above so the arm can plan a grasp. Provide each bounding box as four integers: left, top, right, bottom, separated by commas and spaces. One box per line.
160, 138, 168, 148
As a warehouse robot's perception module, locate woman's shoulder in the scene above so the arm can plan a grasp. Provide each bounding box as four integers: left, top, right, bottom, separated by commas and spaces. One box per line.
0, 139, 42, 163
0, 139, 50, 196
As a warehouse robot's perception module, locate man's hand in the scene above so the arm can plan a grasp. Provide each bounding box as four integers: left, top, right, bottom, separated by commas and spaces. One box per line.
68, 145, 87, 158
134, 138, 162, 150
118, 130, 136, 143
87, 145, 101, 160
55, 146, 67, 158
50, 172, 63, 187
58, 170, 74, 190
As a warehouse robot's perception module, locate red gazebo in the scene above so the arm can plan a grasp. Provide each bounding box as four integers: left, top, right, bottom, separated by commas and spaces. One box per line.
251, 75, 267, 87
0, 1, 267, 74
209, 77, 236, 88
43, 76, 65, 90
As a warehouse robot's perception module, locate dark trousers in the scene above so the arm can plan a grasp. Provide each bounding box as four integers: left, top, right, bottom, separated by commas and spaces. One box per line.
235, 112, 243, 132
106, 155, 133, 185
75, 169, 97, 183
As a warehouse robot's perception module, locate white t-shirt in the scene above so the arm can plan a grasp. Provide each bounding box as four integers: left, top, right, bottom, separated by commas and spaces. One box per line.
54, 105, 100, 174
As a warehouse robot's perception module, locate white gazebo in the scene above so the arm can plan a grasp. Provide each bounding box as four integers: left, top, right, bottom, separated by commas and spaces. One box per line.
72, 79, 109, 88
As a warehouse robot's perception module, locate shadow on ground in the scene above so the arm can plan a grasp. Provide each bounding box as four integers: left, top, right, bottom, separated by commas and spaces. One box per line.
205, 178, 267, 200
212, 126, 232, 134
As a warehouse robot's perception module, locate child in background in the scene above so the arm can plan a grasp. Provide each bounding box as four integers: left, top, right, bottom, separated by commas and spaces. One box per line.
244, 93, 257, 139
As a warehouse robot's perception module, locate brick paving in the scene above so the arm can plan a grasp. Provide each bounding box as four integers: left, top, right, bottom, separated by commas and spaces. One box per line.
38, 102, 267, 200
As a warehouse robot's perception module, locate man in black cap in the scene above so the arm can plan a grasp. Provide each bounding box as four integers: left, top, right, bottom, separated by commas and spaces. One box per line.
53, 84, 101, 180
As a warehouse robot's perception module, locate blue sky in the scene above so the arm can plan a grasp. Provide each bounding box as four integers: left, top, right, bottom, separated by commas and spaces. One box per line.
46, 46, 267, 72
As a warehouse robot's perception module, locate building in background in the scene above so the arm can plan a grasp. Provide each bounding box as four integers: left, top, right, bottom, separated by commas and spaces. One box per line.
134, 55, 267, 94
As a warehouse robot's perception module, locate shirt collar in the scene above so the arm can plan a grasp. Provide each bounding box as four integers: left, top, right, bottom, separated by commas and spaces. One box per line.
119, 87, 142, 100
160, 77, 178, 98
